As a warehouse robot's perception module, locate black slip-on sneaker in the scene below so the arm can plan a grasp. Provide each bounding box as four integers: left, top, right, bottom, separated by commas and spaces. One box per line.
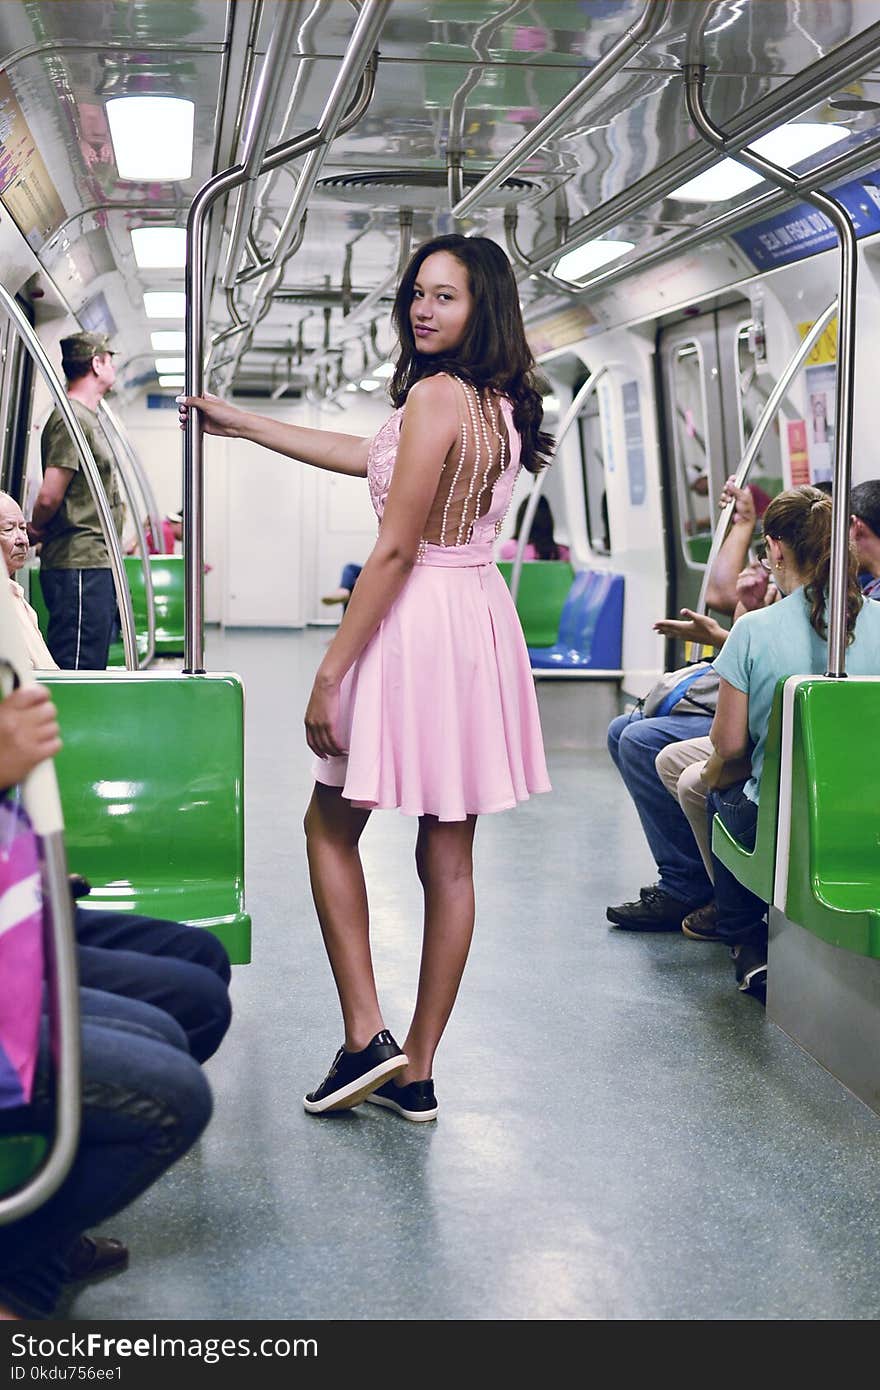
303, 1031, 407, 1114
732, 943, 768, 998
366, 1078, 438, 1122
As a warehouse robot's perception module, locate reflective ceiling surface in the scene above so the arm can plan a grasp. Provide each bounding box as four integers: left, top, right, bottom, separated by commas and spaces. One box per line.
2, 0, 880, 397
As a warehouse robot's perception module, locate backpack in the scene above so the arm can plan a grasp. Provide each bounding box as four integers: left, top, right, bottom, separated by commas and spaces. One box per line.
642, 662, 719, 720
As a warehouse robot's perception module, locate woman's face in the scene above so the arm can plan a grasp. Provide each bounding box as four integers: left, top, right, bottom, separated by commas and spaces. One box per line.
409, 251, 473, 356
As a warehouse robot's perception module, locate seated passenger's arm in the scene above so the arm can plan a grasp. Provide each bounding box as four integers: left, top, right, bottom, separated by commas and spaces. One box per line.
704, 478, 757, 615
653, 609, 728, 647
0, 687, 62, 790
710, 678, 750, 760
30, 465, 74, 538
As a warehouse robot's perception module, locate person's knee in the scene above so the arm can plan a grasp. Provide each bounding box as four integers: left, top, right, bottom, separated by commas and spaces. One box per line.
654, 743, 678, 795
189, 972, 233, 1064
606, 713, 631, 762
415, 827, 473, 888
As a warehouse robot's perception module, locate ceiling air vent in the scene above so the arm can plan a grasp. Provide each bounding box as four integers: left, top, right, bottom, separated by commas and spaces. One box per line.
315, 169, 538, 209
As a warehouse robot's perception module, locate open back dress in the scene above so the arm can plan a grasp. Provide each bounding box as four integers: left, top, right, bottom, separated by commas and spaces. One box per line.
313, 374, 551, 820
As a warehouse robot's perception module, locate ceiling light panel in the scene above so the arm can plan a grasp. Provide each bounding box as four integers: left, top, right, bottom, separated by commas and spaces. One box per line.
144, 292, 186, 319
131, 227, 187, 268
106, 98, 194, 181
151, 331, 186, 352
669, 122, 849, 203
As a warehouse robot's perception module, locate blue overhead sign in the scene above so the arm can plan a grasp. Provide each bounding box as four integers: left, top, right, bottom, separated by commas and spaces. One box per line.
732, 170, 880, 269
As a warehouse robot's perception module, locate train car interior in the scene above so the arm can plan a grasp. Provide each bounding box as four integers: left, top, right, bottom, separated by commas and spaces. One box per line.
1, 0, 879, 1324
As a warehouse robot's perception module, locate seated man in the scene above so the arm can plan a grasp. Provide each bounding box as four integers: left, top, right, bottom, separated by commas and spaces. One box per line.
605, 477, 767, 931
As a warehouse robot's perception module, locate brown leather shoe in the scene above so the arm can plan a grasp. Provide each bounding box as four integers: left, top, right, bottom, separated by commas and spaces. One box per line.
63, 1234, 129, 1282
681, 901, 720, 941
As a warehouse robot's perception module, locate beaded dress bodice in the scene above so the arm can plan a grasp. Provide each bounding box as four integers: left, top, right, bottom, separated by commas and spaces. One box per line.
367, 377, 522, 565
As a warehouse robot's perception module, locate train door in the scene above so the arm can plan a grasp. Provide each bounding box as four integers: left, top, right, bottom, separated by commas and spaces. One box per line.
659, 300, 788, 618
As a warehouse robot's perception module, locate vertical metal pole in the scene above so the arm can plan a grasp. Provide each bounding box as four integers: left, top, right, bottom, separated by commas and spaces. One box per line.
685, 67, 858, 676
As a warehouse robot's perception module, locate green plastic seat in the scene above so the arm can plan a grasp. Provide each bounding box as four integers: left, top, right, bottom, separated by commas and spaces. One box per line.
711, 680, 785, 903
108, 555, 186, 665
496, 560, 574, 647
0, 1135, 47, 1197
36, 670, 251, 963
146, 553, 186, 656
784, 678, 880, 957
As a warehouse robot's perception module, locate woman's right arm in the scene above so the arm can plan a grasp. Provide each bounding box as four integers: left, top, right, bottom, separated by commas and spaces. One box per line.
178, 395, 370, 478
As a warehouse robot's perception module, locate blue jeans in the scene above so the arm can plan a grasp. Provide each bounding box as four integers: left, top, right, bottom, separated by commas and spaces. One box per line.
707, 784, 768, 946
74, 907, 232, 1063
607, 710, 714, 905
0, 988, 212, 1318
40, 568, 118, 669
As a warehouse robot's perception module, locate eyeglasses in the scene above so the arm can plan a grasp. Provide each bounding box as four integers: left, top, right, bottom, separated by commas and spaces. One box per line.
755, 542, 772, 573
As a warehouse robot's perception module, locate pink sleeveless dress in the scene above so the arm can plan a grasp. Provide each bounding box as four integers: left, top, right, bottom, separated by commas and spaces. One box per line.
313, 379, 551, 820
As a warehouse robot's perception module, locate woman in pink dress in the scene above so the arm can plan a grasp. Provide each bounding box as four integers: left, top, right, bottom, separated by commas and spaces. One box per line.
180, 235, 552, 1121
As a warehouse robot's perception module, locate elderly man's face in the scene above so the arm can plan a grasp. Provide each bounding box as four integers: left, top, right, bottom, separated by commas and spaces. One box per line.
0, 496, 30, 575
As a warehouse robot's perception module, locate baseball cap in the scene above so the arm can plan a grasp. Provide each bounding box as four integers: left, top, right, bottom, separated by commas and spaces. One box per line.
60, 331, 115, 365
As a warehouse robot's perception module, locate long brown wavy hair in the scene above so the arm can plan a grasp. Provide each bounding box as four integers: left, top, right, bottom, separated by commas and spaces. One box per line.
762, 485, 862, 643
389, 234, 554, 474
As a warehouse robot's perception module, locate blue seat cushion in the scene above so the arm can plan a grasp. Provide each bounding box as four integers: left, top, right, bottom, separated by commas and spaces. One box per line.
528, 571, 624, 671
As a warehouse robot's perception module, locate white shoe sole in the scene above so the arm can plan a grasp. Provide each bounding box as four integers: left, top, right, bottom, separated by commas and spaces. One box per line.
365, 1091, 438, 1122
737, 964, 768, 993
303, 1056, 407, 1114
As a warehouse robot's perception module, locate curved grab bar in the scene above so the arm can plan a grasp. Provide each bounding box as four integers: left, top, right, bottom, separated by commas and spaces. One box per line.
694, 302, 838, 619
0, 287, 137, 669
96, 406, 156, 667
686, 60, 856, 675
510, 366, 609, 605
0, 578, 80, 1225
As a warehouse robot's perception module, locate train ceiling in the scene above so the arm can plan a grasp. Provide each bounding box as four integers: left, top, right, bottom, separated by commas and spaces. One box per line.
3, 0, 880, 400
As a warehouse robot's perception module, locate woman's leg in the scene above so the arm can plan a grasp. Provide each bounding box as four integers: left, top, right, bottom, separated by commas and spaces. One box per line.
402, 814, 478, 1083
303, 782, 383, 1050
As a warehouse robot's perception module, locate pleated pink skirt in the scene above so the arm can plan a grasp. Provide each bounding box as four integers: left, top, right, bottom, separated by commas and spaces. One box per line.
313, 560, 551, 821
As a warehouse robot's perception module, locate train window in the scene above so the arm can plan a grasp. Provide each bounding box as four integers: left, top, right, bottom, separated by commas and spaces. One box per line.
735, 323, 785, 510
669, 341, 713, 569
578, 391, 609, 554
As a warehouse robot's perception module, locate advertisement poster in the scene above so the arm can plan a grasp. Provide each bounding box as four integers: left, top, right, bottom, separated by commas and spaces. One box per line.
797, 318, 837, 484
804, 362, 836, 483
787, 420, 810, 486
0, 70, 65, 243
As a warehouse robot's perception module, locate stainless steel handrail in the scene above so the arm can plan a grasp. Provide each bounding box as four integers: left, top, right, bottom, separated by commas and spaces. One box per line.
220, 1, 388, 385
220, 2, 302, 290
99, 400, 164, 557
451, 0, 669, 221
0, 578, 80, 1225
0, 287, 137, 669
524, 20, 880, 277
185, 21, 383, 670
510, 366, 609, 605
685, 66, 857, 677
694, 302, 838, 618
97, 405, 157, 667
532, 129, 880, 312
446, 0, 532, 214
